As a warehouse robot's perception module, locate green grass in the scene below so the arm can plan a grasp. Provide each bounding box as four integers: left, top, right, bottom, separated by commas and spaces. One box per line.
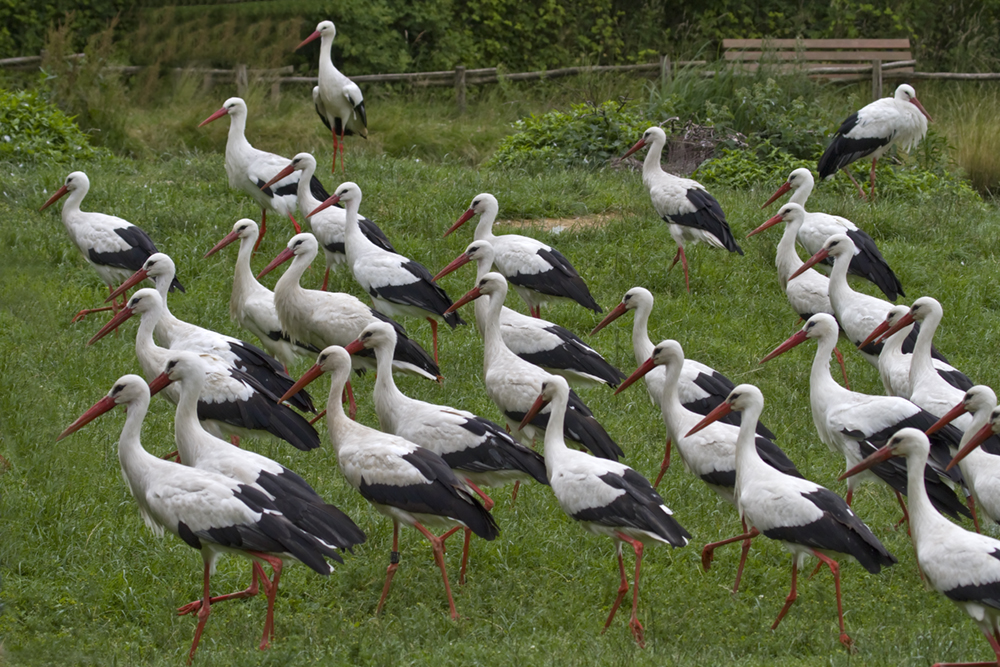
3, 104, 1000, 666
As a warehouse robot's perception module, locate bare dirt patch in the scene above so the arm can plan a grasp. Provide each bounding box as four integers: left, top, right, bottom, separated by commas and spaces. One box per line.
498, 212, 616, 232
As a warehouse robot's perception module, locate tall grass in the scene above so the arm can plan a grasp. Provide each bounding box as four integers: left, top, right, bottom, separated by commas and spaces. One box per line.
928, 82, 1000, 196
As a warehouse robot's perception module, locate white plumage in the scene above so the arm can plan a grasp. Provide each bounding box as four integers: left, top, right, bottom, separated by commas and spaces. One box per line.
818, 84, 931, 198
621, 126, 742, 291
434, 239, 624, 387
444, 193, 602, 317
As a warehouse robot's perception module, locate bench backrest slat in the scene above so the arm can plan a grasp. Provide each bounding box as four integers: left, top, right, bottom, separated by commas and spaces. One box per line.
722, 38, 911, 49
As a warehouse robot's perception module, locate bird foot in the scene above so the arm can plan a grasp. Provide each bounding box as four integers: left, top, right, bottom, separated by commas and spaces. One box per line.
629, 618, 646, 648
701, 546, 715, 572
177, 600, 201, 616
839, 633, 856, 653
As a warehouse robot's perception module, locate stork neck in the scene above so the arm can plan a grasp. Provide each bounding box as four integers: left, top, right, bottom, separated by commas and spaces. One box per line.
733, 403, 768, 479
775, 221, 806, 286
274, 252, 313, 302
630, 303, 655, 365
882, 324, 911, 358
826, 252, 854, 301
371, 338, 404, 413
904, 448, 947, 545
810, 330, 843, 396
323, 368, 353, 453
61, 185, 88, 220
657, 356, 685, 440
342, 196, 366, 252
173, 372, 208, 464
226, 109, 251, 153
136, 307, 165, 370
909, 314, 939, 386
295, 161, 319, 210
318, 32, 336, 77
642, 136, 666, 180
789, 181, 812, 208
117, 395, 151, 474
478, 290, 508, 367
151, 277, 181, 343
541, 391, 572, 462
230, 235, 258, 320
474, 208, 498, 243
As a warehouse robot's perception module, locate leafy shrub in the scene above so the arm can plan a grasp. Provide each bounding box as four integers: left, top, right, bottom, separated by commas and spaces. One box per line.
486, 100, 649, 170
0, 86, 99, 160
693, 141, 814, 190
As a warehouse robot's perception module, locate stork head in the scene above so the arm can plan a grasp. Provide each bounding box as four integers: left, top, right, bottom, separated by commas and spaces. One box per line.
297, 20, 335, 50
790, 233, 855, 280
615, 339, 683, 395
347, 321, 397, 355
748, 202, 805, 237
621, 126, 666, 159
881, 297, 942, 342
445, 193, 498, 237
142, 253, 177, 284
206, 218, 258, 257
840, 427, 929, 480
894, 84, 932, 121
445, 272, 507, 314
964, 386, 998, 417
56, 374, 150, 440
760, 313, 838, 364
519, 374, 569, 430
686, 384, 764, 436
307, 181, 360, 218
148, 351, 206, 396
40, 171, 91, 211
259, 153, 315, 192
199, 97, 246, 127
860, 304, 911, 348
258, 233, 317, 279
590, 286, 651, 335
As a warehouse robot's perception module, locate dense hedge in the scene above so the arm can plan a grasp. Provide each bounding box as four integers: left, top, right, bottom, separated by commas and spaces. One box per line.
3, 0, 1000, 73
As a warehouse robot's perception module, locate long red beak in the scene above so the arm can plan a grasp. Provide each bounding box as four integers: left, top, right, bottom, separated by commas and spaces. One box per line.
432, 252, 471, 282
788, 247, 829, 281
880, 311, 916, 342
205, 229, 241, 258
910, 97, 933, 122
280, 364, 324, 404
760, 181, 792, 209
148, 371, 173, 397
39, 185, 70, 211
260, 164, 296, 192
88, 306, 136, 345
444, 208, 476, 238
620, 138, 646, 160
344, 339, 365, 355
686, 400, 733, 436
590, 302, 628, 336
106, 268, 149, 303
746, 213, 784, 239
57, 395, 117, 440
444, 285, 482, 314
858, 319, 891, 350
839, 444, 893, 480
296, 30, 321, 51
258, 247, 295, 279
759, 329, 808, 364
614, 356, 656, 395
198, 107, 228, 127
926, 401, 967, 436
308, 193, 340, 218
519, 393, 550, 431
948, 422, 995, 471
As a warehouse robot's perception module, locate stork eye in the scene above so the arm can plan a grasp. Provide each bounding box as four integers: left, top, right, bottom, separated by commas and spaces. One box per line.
113, 384, 125, 394
472, 200, 480, 207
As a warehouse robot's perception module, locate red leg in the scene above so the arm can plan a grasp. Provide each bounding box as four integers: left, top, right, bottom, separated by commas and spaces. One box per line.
602, 542, 630, 634
459, 528, 472, 586
732, 519, 755, 594
331, 128, 339, 174
617, 532, 647, 647
511, 480, 521, 504
254, 553, 283, 650
464, 478, 494, 510
376, 521, 400, 615
845, 487, 853, 506
833, 347, 850, 389
869, 158, 877, 200
653, 438, 671, 488
807, 560, 824, 580
812, 551, 853, 650
339, 127, 346, 173
894, 490, 911, 534
771, 559, 798, 631
187, 560, 213, 665
842, 167, 867, 200
701, 527, 759, 571
254, 210, 267, 253
161, 449, 181, 462
969, 494, 983, 534
71, 304, 114, 323
177, 561, 269, 616
412, 522, 459, 619
529, 305, 540, 318
289, 213, 301, 235
230, 435, 240, 448
679, 247, 690, 293
344, 380, 356, 421
309, 409, 327, 425
427, 317, 440, 365
322, 267, 331, 292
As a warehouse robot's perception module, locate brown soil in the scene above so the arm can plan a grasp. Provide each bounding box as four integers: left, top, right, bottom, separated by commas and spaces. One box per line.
498, 212, 616, 232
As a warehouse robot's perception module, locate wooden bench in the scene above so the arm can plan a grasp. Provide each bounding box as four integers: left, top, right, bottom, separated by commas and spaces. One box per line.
722, 38, 914, 99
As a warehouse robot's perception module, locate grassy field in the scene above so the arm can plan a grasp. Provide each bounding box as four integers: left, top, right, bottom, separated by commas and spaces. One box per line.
3, 80, 1000, 666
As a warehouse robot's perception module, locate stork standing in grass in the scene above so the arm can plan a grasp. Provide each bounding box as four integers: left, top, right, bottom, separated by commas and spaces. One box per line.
818, 83, 931, 199
520, 374, 690, 647
297, 21, 367, 173
39, 170, 184, 322
688, 384, 895, 651
621, 126, 743, 292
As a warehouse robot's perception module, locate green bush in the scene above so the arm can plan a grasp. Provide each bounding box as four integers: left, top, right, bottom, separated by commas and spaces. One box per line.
486, 100, 649, 170
0, 86, 99, 160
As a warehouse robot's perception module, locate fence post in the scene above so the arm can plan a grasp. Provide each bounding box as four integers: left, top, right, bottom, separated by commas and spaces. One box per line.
455, 65, 466, 113
660, 54, 671, 87
871, 59, 882, 100
203, 70, 214, 93
236, 63, 248, 96
271, 79, 281, 101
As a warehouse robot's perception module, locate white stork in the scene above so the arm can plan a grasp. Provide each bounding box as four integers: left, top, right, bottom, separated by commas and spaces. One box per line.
615, 339, 801, 592
296, 21, 367, 173
860, 305, 970, 399
260, 153, 394, 290
310, 182, 465, 363
88, 288, 320, 451
792, 234, 947, 367
198, 97, 308, 245
928, 386, 1000, 533
842, 428, 1000, 666
205, 219, 319, 369
759, 313, 970, 522
444, 193, 602, 317
57, 375, 347, 663
257, 233, 440, 383
346, 320, 548, 583
446, 272, 622, 461
818, 84, 932, 198
280, 345, 499, 619
39, 170, 184, 321
520, 374, 689, 647
760, 168, 903, 299
106, 253, 314, 414
688, 384, 895, 651
620, 126, 743, 292
434, 239, 625, 387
